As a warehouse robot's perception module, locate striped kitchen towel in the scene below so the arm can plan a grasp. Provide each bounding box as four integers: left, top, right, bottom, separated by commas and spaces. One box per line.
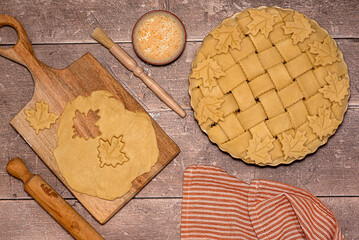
181, 165, 344, 240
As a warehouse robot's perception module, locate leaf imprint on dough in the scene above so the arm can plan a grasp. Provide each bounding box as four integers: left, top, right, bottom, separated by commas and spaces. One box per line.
24, 100, 58, 134
210, 19, 243, 54
192, 56, 225, 90
318, 71, 349, 105
72, 110, 101, 140
282, 11, 315, 44
97, 136, 129, 168
196, 96, 225, 125
279, 130, 310, 160
309, 35, 340, 66
307, 107, 340, 140
245, 134, 274, 164
246, 8, 279, 38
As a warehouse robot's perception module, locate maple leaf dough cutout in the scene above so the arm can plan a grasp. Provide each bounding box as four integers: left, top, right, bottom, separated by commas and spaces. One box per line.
246, 8, 280, 38
282, 11, 315, 44
318, 71, 350, 105
307, 107, 340, 140
97, 136, 129, 168
192, 56, 225, 90
279, 130, 310, 160
309, 35, 340, 66
245, 134, 274, 164
24, 100, 58, 134
196, 96, 224, 125
210, 19, 243, 54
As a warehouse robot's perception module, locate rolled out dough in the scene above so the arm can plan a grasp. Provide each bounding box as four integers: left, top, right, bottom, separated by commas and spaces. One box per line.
54, 90, 159, 200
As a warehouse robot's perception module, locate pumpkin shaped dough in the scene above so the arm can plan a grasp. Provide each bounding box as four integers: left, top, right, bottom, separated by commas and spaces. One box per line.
54, 90, 159, 200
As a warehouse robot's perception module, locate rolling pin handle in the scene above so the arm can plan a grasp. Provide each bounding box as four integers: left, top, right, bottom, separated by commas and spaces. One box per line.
0, 15, 36, 67
6, 157, 34, 184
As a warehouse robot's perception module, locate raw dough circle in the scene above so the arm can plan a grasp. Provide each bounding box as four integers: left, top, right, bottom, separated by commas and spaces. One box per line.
54, 90, 159, 200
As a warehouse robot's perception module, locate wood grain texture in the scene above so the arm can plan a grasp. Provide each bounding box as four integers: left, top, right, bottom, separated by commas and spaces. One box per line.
1, 109, 359, 199
1, 0, 358, 239
0, 198, 358, 240
0, 0, 358, 44
6, 158, 104, 240
0, 0, 167, 44
0, 15, 179, 224
169, 0, 359, 40
0, 40, 358, 111
108, 44, 187, 117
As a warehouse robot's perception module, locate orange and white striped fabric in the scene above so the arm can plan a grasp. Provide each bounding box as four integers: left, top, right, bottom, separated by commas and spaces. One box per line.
181, 165, 344, 240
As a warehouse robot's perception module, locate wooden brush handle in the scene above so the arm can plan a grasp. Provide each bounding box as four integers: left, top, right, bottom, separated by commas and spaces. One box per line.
7, 158, 104, 240
0, 15, 38, 69
109, 44, 186, 118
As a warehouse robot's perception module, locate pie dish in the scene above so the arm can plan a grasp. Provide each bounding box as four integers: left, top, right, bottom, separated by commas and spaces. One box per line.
189, 6, 350, 166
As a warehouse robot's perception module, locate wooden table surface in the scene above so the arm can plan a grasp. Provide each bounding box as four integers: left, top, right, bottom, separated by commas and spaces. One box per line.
1, 0, 358, 239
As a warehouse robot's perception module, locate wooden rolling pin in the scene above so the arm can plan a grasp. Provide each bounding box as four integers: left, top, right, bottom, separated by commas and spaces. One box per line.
91, 27, 186, 118
6, 157, 104, 240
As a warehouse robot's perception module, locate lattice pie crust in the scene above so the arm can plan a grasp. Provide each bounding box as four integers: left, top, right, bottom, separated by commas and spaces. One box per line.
189, 6, 350, 166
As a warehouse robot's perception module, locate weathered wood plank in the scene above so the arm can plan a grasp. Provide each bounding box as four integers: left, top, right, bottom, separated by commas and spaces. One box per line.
0, 39, 358, 113
139, 109, 359, 198
169, 0, 359, 39
1, 108, 359, 199
0, 0, 358, 44
322, 197, 359, 240
0, 198, 182, 240
0, 39, 357, 200
1, 197, 358, 239
0, 0, 166, 44
0, 39, 357, 199
1, 0, 358, 238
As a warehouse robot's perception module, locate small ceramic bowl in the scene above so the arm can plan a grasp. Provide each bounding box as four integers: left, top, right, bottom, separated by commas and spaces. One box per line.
132, 10, 186, 65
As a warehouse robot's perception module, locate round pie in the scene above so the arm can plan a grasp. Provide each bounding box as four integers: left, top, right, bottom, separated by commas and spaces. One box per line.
189, 6, 350, 166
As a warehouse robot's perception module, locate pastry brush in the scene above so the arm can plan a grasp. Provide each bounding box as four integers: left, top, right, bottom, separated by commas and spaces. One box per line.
91, 27, 186, 118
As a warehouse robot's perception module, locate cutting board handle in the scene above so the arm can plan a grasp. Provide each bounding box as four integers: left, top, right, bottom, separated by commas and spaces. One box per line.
0, 15, 38, 68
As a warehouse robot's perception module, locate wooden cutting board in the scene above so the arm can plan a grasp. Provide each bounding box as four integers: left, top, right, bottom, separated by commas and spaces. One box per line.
0, 15, 180, 224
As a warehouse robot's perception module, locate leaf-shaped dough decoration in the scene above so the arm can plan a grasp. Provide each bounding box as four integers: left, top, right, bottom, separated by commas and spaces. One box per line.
97, 136, 129, 168
318, 71, 349, 105
307, 107, 340, 140
282, 11, 315, 44
192, 56, 225, 90
246, 8, 279, 38
245, 134, 274, 164
210, 20, 243, 54
309, 35, 340, 66
279, 130, 310, 160
196, 96, 224, 125
24, 100, 58, 134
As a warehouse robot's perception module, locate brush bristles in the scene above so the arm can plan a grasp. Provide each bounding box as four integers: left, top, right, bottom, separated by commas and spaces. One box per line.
91, 28, 115, 49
